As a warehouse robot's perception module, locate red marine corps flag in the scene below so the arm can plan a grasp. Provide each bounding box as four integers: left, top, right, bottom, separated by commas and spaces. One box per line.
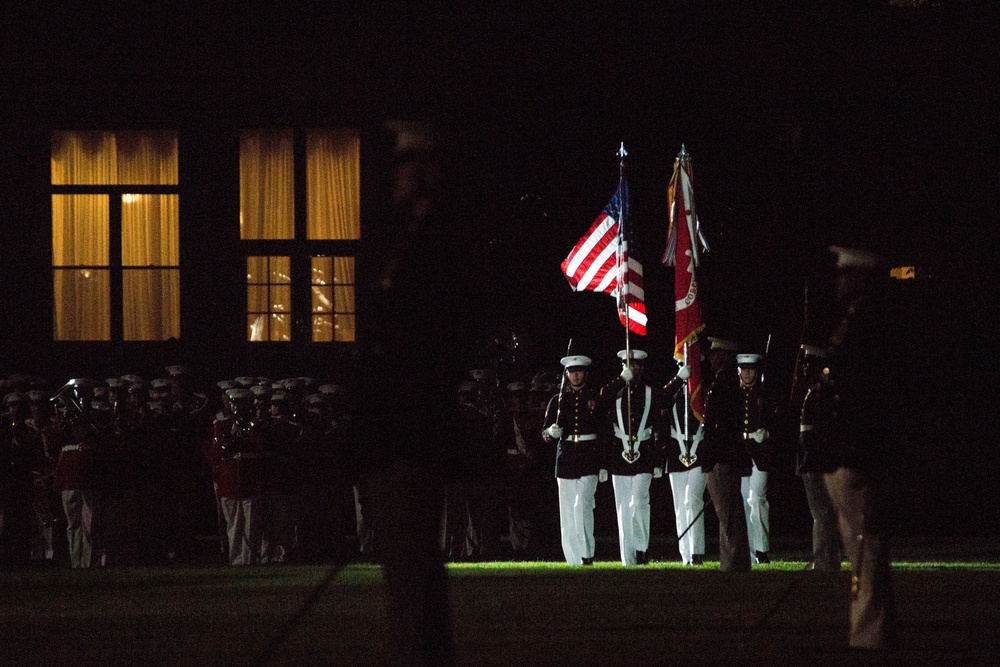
663, 145, 709, 426
561, 144, 647, 335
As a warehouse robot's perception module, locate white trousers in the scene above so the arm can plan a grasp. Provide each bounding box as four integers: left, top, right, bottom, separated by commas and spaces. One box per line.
557, 476, 598, 565
742, 465, 770, 556
669, 468, 706, 564
221, 496, 263, 566
611, 473, 652, 565
61, 489, 96, 568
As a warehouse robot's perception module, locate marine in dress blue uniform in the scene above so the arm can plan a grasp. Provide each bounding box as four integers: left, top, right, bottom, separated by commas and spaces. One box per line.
795, 344, 841, 571
542, 355, 626, 565
735, 353, 776, 565
604, 350, 667, 566
663, 358, 707, 566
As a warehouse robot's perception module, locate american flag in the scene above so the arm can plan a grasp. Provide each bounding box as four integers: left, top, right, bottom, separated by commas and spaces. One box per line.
561, 178, 647, 335
663, 146, 707, 421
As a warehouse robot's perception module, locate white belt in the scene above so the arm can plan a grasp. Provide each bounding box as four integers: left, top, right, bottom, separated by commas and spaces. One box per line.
800, 424, 814, 433
61, 444, 81, 452
563, 434, 597, 442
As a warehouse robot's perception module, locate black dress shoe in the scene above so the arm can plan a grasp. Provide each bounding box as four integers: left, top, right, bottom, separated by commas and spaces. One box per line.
635, 550, 648, 565
691, 554, 704, 566
754, 550, 771, 564
581, 557, 594, 566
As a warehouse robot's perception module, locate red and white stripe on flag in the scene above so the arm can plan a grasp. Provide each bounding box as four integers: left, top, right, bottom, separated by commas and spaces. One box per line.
562, 208, 619, 293
616, 240, 647, 335
561, 204, 646, 335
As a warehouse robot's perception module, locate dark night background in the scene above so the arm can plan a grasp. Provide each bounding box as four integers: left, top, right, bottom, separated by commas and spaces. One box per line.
2, 2, 999, 540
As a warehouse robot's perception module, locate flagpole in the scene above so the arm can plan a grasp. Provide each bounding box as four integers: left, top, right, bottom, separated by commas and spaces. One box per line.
616, 142, 634, 459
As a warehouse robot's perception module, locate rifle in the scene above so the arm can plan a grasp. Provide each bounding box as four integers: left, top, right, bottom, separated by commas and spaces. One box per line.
554, 338, 573, 427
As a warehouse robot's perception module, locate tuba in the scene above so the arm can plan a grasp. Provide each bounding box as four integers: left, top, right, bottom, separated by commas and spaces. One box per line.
50, 379, 96, 426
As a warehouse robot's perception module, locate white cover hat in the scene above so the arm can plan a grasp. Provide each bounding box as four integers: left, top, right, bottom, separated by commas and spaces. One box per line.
560, 355, 592, 369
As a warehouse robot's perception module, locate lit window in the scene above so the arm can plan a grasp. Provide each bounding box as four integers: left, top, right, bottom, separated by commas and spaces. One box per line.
247, 256, 292, 342
241, 128, 360, 344
307, 129, 360, 240
311, 256, 355, 342
51, 131, 180, 341
240, 130, 294, 240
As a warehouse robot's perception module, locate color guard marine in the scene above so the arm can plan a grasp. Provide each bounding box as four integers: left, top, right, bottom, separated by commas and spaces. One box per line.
604, 349, 667, 566
734, 352, 776, 565
542, 354, 629, 566
701, 339, 752, 572
796, 344, 841, 571
662, 356, 707, 566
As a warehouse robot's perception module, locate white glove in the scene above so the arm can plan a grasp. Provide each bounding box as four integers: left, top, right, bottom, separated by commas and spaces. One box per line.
653, 467, 663, 479
620, 365, 634, 383
749, 427, 769, 444
676, 364, 691, 381
544, 424, 564, 440
598, 469, 608, 483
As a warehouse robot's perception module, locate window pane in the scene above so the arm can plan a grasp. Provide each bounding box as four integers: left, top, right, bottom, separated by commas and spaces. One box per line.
269, 256, 291, 284
312, 285, 332, 313
247, 256, 267, 283
116, 132, 178, 185
334, 286, 355, 313
53, 269, 110, 341
123, 269, 180, 341
249, 314, 268, 341
122, 194, 179, 266
333, 256, 355, 284
247, 255, 292, 342
247, 285, 269, 312
52, 195, 109, 266
307, 129, 360, 240
334, 313, 355, 342
312, 315, 333, 342
311, 256, 332, 285
270, 285, 291, 313
51, 132, 117, 185
240, 130, 294, 240
270, 313, 291, 341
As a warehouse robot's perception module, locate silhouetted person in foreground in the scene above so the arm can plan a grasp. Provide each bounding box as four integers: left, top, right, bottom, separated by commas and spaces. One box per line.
823, 245, 898, 651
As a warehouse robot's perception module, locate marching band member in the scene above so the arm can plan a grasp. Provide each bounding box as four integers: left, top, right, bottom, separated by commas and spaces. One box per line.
211, 388, 265, 565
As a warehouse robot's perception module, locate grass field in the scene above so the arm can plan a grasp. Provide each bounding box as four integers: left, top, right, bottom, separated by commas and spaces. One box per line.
4, 546, 1000, 666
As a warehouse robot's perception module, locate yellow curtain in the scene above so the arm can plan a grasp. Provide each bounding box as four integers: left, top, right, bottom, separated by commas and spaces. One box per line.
116, 132, 178, 185
53, 269, 110, 340
240, 131, 294, 239
123, 269, 180, 340
307, 129, 360, 240
52, 195, 109, 266
121, 195, 180, 340
52, 195, 110, 341
51, 132, 116, 185
122, 194, 179, 266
